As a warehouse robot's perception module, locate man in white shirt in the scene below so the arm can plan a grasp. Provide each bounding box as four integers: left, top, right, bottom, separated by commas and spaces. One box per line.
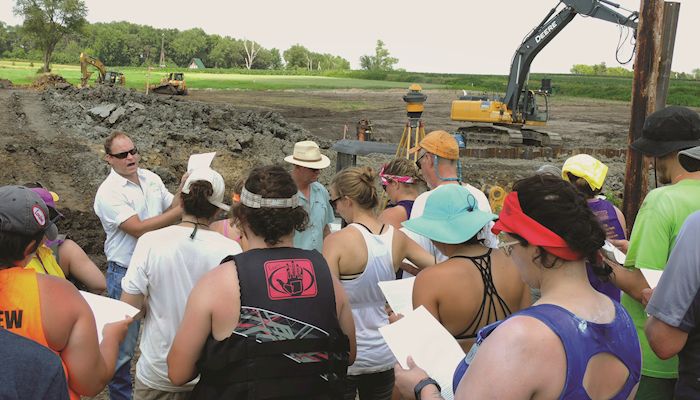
402, 130, 498, 273
94, 131, 185, 400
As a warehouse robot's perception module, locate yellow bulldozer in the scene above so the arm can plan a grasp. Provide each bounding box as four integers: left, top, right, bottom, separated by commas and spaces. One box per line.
149, 72, 187, 95
79, 53, 125, 87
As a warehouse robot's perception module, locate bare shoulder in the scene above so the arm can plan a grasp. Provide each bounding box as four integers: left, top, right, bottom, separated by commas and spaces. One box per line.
37, 273, 84, 306
488, 314, 561, 353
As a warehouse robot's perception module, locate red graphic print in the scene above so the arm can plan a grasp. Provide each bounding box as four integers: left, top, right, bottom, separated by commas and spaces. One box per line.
264, 259, 317, 300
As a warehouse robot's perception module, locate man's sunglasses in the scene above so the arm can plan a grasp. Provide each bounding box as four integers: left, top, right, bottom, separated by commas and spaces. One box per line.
109, 147, 139, 159
415, 150, 427, 169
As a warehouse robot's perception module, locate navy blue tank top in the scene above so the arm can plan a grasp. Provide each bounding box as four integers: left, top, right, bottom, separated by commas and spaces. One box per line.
452, 302, 641, 399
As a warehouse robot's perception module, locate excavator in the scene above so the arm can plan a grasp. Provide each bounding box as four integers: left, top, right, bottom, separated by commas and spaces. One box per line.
451, 0, 638, 147
149, 72, 188, 95
79, 53, 125, 87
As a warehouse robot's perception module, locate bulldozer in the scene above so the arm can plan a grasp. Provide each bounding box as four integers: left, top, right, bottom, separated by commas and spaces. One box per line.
79, 53, 125, 87
451, 0, 638, 147
149, 72, 187, 95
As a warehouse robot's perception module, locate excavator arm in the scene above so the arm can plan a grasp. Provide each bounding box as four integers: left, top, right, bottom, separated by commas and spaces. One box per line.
503, 0, 639, 121
80, 52, 107, 87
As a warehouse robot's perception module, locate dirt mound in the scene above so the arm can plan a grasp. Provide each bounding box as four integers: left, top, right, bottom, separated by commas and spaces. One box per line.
39, 85, 335, 188
31, 74, 71, 90
0, 79, 12, 89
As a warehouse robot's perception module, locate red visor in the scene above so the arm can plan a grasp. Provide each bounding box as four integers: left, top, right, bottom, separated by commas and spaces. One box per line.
492, 192, 582, 261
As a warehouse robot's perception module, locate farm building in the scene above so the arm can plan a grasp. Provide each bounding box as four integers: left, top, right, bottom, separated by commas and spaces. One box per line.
188, 58, 205, 69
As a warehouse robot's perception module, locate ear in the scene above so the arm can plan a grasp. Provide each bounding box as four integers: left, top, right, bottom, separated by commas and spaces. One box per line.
23, 239, 39, 258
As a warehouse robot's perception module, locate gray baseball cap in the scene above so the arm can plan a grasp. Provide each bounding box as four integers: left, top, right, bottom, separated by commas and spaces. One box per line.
0, 185, 58, 240
679, 146, 700, 173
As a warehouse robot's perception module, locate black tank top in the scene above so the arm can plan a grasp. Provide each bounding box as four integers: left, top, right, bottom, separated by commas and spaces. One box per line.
191, 248, 349, 399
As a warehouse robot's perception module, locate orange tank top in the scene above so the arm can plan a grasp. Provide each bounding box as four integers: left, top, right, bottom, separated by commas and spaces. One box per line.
0, 267, 79, 400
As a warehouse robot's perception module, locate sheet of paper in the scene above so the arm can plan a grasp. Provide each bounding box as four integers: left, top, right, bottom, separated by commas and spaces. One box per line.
640, 268, 664, 288
187, 152, 216, 172
602, 241, 626, 265
379, 306, 465, 400
80, 291, 139, 343
378, 277, 415, 317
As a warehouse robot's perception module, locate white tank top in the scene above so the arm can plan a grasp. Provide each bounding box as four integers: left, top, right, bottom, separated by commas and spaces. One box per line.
341, 223, 397, 375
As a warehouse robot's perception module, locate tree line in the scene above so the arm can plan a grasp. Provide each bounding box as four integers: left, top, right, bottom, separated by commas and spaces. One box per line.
571, 62, 700, 80
0, 19, 356, 71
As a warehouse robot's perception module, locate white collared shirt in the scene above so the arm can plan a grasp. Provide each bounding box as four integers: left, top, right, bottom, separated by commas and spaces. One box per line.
94, 168, 174, 266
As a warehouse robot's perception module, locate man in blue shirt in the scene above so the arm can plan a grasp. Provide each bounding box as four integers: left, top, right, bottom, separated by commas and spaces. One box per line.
285, 140, 334, 252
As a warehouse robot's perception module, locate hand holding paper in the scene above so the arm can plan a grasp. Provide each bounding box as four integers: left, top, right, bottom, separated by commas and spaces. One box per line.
380, 306, 465, 400
80, 291, 139, 343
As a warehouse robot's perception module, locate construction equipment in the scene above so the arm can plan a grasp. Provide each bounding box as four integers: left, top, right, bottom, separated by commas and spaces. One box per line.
79, 53, 125, 87
149, 72, 187, 95
451, 0, 638, 147
396, 84, 427, 159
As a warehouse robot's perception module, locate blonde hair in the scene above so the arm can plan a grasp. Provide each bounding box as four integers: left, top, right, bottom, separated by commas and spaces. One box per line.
331, 166, 379, 210
382, 158, 425, 186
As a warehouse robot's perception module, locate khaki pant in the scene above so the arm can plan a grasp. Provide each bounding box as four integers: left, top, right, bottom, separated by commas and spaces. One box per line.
134, 376, 191, 400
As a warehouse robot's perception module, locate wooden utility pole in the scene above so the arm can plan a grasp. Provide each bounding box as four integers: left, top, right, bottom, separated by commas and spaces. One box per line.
655, 2, 680, 109
622, 0, 665, 233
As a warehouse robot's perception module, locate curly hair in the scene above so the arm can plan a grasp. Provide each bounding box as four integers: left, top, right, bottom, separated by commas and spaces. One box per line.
511, 174, 610, 278
182, 180, 219, 219
331, 166, 379, 210
565, 172, 599, 199
233, 165, 308, 246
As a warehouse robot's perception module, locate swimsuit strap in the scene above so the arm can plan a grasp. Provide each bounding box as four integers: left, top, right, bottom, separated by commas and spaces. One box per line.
450, 249, 513, 339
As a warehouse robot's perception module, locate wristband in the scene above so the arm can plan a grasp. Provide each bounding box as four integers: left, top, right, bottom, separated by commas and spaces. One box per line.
414, 377, 441, 400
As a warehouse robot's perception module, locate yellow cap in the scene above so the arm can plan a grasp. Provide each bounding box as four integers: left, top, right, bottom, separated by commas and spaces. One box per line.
562, 154, 608, 191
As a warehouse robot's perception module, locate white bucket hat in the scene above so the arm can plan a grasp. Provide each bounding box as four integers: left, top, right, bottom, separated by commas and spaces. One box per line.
284, 141, 330, 169
182, 168, 230, 211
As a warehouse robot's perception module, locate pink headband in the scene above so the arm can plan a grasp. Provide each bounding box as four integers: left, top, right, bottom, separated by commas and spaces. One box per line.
379, 165, 415, 186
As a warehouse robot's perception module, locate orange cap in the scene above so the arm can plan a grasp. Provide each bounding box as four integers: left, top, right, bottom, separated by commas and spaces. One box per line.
409, 130, 459, 160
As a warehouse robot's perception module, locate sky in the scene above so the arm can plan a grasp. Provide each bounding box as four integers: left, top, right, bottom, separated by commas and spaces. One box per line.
1, 0, 698, 74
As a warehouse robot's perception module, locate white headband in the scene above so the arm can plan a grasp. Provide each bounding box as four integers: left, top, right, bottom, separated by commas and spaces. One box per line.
240, 186, 299, 209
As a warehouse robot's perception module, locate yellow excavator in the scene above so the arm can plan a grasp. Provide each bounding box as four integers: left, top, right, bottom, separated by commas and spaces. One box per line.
149, 72, 187, 95
79, 53, 125, 87
451, 0, 638, 147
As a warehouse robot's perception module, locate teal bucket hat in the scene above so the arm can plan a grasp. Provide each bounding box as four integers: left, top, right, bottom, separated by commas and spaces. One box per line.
402, 185, 497, 244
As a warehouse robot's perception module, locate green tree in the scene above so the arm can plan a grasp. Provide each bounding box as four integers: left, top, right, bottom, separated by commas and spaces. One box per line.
360, 40, 398, 71
693, 68, 700, 80
13, 0, 87, 72
268, 48, 283, 69
283, 44, 311, 69
170, 28, 209, 66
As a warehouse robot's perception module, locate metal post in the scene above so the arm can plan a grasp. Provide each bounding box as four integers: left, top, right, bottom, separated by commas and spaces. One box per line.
655, 2, 680, 110
622, 0, 664, 232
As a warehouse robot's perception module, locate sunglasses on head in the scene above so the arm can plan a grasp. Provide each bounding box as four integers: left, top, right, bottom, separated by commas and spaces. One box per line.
109, 147, 139, 159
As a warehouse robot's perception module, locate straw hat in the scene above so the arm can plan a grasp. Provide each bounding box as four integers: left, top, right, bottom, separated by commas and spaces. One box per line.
284, 141, 330, 169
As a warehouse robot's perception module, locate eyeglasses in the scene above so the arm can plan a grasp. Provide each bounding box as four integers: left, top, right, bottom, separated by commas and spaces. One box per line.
330, 197, 341, 209
498, 240, 521, 257
415, 150, 427, 169
109, 147, 139, 159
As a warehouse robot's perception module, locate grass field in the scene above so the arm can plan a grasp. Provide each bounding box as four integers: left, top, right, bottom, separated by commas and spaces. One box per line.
1, 59, 698, 106
0, 60, 444, 90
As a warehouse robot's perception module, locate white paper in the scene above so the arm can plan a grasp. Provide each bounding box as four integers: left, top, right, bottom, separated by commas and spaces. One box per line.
640, 268, 664, 288
187, 152, 216, 172
378, 277, 415, 317
602, 241, 626, 265
80, 291, 139, 343
379, 306, 465, 400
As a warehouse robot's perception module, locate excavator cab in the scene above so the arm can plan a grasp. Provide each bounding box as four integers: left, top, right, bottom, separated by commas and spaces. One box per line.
103, 71, 125, 86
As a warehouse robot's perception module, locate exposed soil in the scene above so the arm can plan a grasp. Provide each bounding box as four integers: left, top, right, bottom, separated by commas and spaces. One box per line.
0, 83, 658, 399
